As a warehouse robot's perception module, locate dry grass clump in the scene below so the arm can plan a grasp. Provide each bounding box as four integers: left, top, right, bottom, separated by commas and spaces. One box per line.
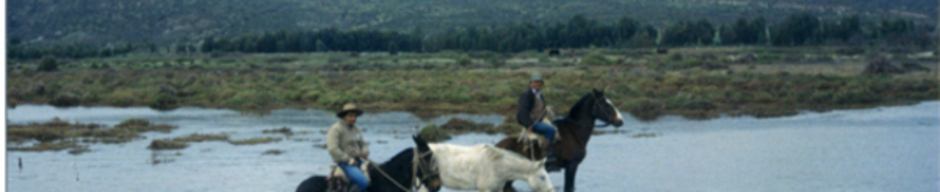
262, 127, 293, 136
147, 133, 228, 150
147, 140, 188, 150
228, 137, 283, 145
8, 118, 177, 153
262, 149, 285, 155
171, 133, 230, 143
9, 141, 82, 152
149, 134, 289, 150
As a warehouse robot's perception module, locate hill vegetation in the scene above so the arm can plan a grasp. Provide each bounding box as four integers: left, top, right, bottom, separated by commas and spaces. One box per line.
8, 0, 937, 48
9, 13, 936, 60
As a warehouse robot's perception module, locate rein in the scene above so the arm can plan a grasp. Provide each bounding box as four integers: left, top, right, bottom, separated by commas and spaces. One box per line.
412, 148, 438, 191
566, 95, 616, 129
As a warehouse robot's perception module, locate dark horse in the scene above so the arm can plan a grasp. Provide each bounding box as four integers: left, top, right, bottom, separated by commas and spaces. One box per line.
296, 136, 443, 192
496, 89, 624, 192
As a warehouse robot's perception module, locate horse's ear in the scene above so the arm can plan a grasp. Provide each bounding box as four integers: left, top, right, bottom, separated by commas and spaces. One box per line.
413, 135, 430, 152
592, 88, 603, 97
534, 159, 546, 170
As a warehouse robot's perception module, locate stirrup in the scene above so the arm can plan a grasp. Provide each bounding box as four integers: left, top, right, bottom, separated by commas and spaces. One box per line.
544, 158, 561, 172
327, 177, 348, 192
545, 147, 555, 160
544, 147, 561, 171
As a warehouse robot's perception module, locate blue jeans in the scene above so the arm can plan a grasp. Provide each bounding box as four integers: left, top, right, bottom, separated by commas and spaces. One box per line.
532, 122, 556, 144
338, 159, 369, 191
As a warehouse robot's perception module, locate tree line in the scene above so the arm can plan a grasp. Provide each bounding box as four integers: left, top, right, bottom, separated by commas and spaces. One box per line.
8, 12, 936, 59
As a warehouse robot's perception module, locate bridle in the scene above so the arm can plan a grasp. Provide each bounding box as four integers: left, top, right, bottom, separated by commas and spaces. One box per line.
566, 93, 618, 129
412, 149, 439, 191
367, 148, 440, 192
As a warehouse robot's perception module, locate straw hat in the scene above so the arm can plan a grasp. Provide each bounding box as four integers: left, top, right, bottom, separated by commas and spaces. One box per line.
336, 103, 364, 118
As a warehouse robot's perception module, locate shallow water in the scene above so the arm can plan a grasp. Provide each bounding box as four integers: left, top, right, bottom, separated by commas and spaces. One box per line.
6, 102, 939, 192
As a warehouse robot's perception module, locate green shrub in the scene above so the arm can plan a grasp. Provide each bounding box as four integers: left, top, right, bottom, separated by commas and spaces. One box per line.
538, 56, 550, 64
833, 88, 881, 104
752, 92, 774, 103
489, 58, 506, 68
108, 90, 137, 107
809, 91, 834, 104
417, 124, 451, 143
663, 95, 688, 110
649, 57, 703, 70
624, 98, 664, 121
901, 62, 930, 72
38, 55, 58, 72
457, 56, 472, 68
51, 93, 80, 107
149, 93, 178, 110
670, 53, 683, 61
835, 47, 866, 55
223, 90, 283, 109
315, 91, 349, 108
583, 53, 612, 66
756, 53, 784, 62
681, 98, 717, 110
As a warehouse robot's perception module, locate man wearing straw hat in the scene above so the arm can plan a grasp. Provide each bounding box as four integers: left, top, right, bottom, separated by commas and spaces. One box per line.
326, 103, 370, 191
517, 73, 557, 162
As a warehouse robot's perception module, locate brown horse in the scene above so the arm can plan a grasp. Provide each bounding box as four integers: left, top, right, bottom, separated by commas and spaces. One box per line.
496, 89, 624, 192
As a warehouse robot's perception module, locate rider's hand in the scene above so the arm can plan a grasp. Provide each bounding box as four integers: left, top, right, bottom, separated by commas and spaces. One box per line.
348, 158, 358, 165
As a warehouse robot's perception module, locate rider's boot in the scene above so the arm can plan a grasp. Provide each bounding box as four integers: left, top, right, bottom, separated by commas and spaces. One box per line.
544, 145, 561, 171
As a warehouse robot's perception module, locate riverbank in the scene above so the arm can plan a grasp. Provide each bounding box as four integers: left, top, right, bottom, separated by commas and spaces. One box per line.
7, 47, 938, 120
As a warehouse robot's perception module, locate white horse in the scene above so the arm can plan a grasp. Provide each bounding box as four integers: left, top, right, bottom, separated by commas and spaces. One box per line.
426, 143, 555, 192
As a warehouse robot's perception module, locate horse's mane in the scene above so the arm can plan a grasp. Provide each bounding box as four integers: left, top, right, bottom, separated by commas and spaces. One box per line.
563, 93, 594, 120
378, 147, 416, 172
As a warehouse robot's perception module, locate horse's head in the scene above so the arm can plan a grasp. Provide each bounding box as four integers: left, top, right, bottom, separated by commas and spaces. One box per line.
591, 89, 624, 127
412, 136, 442, 192
525, 159, 556, 192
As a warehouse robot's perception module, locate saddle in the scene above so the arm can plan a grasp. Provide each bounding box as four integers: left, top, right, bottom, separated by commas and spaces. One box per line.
518, 118, 562, 141
517, 118, 562, 157
326, 161, 371, 192
518, 106, 562, 144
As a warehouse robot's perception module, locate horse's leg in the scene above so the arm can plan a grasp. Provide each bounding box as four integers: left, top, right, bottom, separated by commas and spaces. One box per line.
501, 181, 517, 192
563, 164, 579, 192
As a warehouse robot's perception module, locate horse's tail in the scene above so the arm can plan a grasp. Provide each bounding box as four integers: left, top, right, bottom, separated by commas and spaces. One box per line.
295, 175, 329, 192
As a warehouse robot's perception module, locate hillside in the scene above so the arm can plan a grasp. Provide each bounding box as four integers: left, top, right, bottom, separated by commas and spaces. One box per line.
7, 0, 937, 46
